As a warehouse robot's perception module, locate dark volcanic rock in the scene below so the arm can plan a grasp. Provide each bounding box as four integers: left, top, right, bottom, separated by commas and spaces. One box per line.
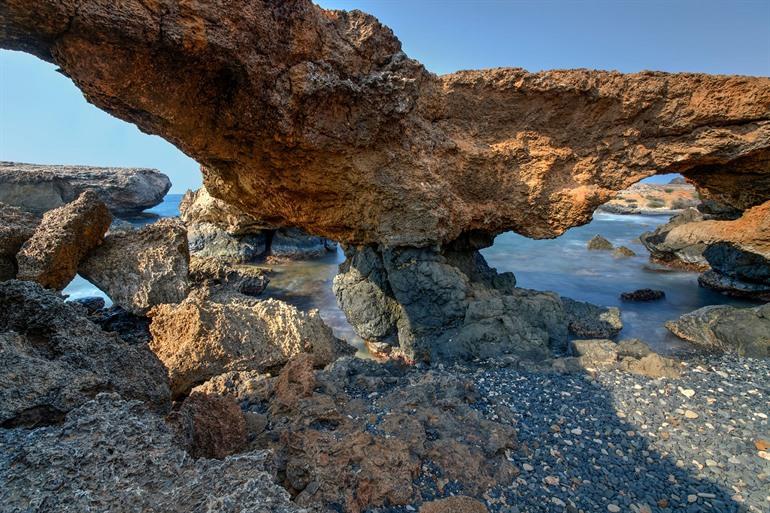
69, 295, 106, 313
562, 297, 623, 339
620, 288, 666, 302
87, 305, 152, 345
0, 393, 302, 513
0, 280, 170, 427
269, 227, 337, 260
698, 270, 770, 301
16, 191, 112, 290
0, 161, 171, 216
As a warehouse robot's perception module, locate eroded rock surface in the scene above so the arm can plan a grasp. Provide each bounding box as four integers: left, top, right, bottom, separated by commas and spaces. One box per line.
189, 255, 269, 296
79, 218, 190, 315
0, 202, 38, 280
0, 280, 170, 427
16, 191, 111, 290
1, 2, 767, 246
666, 304, 770, 358
0, 393, 303, 513
148, 286, 353, 397
0, 161, 171, 216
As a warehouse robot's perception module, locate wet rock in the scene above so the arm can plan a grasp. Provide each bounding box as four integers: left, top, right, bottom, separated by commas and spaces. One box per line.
186, 221, 268, 262
0, 393, 302, 513
69, 295, 106, 313
148, 287, 353, 397
166, 392, 247, 459
620, 288, 665, 301
0, 202, 39, 280
698, 270, 770, 301
87, 305, 152, 345
0, 162, 170, 216
640, 208, 710, 269
269, 227, 337, 260
189, 256, 269, 296
587, 235, 613, 250
613, 245, 637, 257
0, 280, 170, 427
665, 304, 770, 358
562, 298, 623, 339
3, 4, 768, 247
79, 218, 190, 315
16, 191, 111, 290
420, 496, 489, 513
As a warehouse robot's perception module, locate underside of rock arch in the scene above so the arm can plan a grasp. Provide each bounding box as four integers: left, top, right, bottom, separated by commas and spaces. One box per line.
2, 0, 769, 360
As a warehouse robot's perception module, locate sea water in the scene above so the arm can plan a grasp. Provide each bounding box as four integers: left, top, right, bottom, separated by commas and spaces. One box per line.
63, 195, 759, 355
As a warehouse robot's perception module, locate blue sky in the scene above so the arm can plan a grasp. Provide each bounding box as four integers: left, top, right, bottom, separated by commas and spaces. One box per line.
1, 0, 768, 191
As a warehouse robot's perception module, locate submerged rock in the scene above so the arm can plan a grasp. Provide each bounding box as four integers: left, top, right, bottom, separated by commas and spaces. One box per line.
666, 304, 770, 358
188, 256, 269, 296
79, 218, 190, 315
0, 202, 39, 280
0, 280, 170, 427
620, 288, 666, 302
148, 287, 353, 397
0, 161, 171, 216
587, 235, 613, 250
0, 393, 302, 513
16, 191, 111, 290
613, 245, 636, 257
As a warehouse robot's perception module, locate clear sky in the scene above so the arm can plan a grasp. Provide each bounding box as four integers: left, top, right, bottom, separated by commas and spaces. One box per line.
1, 0, 768, 191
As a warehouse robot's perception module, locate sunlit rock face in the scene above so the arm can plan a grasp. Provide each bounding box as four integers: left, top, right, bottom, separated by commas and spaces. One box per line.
1, 0, 768, 247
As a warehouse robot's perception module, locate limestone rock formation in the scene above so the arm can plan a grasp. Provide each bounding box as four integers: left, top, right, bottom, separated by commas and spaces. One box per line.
79, 218, 190, 315
166, 392, 247, 459
665, 304, 770, 358
189, 256, 269, 296
0, 280, 170, 427
0, 161, 171, 216
16, 191, 111, 290
0, 202, 38, 280
0, 393, 303, 513
148, 287, 354, 397
640, 208, 712, 269
1, 1, 767, 247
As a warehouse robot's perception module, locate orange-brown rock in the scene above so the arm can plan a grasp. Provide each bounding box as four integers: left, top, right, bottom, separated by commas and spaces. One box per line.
2, 1, 768, 246
16, 191, 111, 289
166, 391, 247, 459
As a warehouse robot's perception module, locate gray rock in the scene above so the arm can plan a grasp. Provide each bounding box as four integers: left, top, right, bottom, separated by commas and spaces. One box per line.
269, 227, 336, 259
665, 304, 770, 358
620, 288, 665, 301
0, 280, 170, 427
570, 339, 618, 368
69, 295, 106, 313
186, 221, 268, 262
0, 161, 170, 216
698, 270, 770, 301
616, 338, 653, 359
188, 256, 269, 296
79, 218, 190, 315
587, 235, 613, 250
562, 298, 623, 339
16, 191, 112, 290
0, 202, 39, 280
639, 208, 709, 268
703, 242, 770, 284
0, 393, 303, 513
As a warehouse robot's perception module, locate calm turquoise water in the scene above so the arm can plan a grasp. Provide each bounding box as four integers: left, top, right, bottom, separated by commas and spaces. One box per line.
64, 195, 758, 354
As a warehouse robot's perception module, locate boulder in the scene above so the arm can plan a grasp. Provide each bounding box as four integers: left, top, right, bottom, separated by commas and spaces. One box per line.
69, 295, 106, 313
587, 235, 613, 250
79, 218, 190, 315
618, 353, 682, 379
665, 304, 770, 358
179, 187, 267, 235
0, 280, 170, 427
189, 256, 269, 296
0, 202, 39, 280
16, 191, 111, 290
148, 287, 353, 397
2, 3, 768, 247
620, 288, 666, 302
640, 208, 711, 269
613, 246, 636, 257
166, 392, 247, 459
570, 339, 619, 368
0, 161, 170, 216
0, 394, 302, 513
562, 298, 623, 339
698, 270, 770, 302
269, 227, 338, 260
568, 337, 681, 377
87, 305, 152, 345
186, 221, 268, 262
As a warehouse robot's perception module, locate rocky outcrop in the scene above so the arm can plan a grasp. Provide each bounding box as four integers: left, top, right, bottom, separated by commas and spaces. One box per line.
598, 182, 700, 215
0, 280, 170, 427
568, 338, 682, 378
166, 392, 247, 459
0, 393, 303, 513
0, 161, 170, 216
2, 2, 768, 247
79, 218, 190, 315
0, 202, 38, 280
587, 235, 614, 250
665, 304, 770, 358
181, 187, 337, 261
16, 191, 111, 290
188, 256, 269, 296
640, 208, 712, 269
147, 287, 353, 397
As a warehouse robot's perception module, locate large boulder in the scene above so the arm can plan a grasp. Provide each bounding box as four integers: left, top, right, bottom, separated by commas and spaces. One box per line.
16, 191, 111, 290
180, 187, 267, 235
665, 304, 770, 358
2, 3, 768, 247
79, 218, 190, 315
0, 202, 39, 280
0, 393, 303, 513
0, 280, 170, 427
148, 287, 353, 397
640, 208, 711, 269
0, 161, 171, 216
